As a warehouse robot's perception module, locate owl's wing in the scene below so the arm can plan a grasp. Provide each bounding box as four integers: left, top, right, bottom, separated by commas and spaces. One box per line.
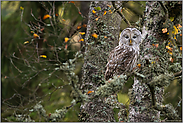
105, 45, 135, 80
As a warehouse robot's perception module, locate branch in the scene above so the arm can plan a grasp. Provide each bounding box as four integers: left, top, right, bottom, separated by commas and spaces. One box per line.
112, 1, 131, 27
154, 103, 180, 121
95, 74, 127, 98
174, 71, 182, 77
158, 1, 168, 20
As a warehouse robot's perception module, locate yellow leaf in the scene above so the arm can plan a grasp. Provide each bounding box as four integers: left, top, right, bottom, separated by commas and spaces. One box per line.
103, 11, 107, 16
33, 33, 39, 38
64, 37, 69, 43
166, 46, 173, 51
62, 19, 65, 21
151, 61, 155, 64
108, 10, 112, 14
24, 41, 29, 44
40, 55, 47, 58
174, 36, 177, 40
92, 33, 98, 38
137, 64, 141, 68
92, 10, 96, 14
43, 14, 51, 20
162, 28, 167, 33
172, 26, 178, 35
79, 39, 84, 42
180, 47, 182, 51
170, 17, 174, 22
20, 6, 24, 10
168, 51, 173, 55
79, 32, 85, 35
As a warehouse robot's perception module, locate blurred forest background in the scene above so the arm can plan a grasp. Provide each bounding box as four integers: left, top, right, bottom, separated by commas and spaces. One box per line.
1, 1, 182, 121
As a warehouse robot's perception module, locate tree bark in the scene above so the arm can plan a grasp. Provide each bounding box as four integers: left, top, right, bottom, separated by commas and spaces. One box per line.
128, 1, 181, 122
79, 1, 122, 122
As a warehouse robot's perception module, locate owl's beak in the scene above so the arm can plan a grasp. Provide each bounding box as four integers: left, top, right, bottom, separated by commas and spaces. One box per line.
129, 39, 132, 45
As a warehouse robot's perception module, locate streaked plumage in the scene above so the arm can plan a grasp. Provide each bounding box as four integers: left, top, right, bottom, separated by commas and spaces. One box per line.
105, 28, 141, 80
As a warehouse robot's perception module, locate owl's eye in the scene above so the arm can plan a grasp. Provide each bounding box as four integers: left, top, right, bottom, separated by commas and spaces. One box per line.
125, 35, 129, 39
133, 35, 137, 39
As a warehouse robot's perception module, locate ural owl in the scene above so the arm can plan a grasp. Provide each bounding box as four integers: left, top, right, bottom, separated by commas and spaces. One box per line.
105, 28, 141, 80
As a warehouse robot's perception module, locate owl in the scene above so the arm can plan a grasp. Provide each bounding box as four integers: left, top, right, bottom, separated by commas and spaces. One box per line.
105, 28, 141, 80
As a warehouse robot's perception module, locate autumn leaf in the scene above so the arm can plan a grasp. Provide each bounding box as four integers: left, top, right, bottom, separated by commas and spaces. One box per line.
79, 39, 84, 42
92, 10, 96, 14
104, 36, 107, 38
33, 33, 39, 38
20, 6, 24, 10
40, 55, 47, 58
177, 24, 182, 28
40, 28, 44, 32
95, 17, 100, 21
107, 5, 112, 8
79, 32, 85, 35
82, 24, 87, 28
108, 10, 112, 14
69, 1, 75, 4
154, 44, 159, 48
137, 64, 141, 68
92, 33, 98, 38
24, 41, 29, 44
55, 13, 58, 16
65, 44, 68, 50
87, 90, 94, 94
166, 46, 173, 51
162, 28, 167, 33
151, 61, 155, 64
77, 25, 81, 30
103, 11, 107, 16
180, 47, 182, 51
172, 26, 178, 35
170, 17, 174, 22
64, 37, 69, 43
168, 51, 173, 55
43, 14, 52, 20
170, 57, 173, 63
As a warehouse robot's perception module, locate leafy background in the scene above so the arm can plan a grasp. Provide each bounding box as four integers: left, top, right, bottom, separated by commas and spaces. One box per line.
1, 1, 181, 121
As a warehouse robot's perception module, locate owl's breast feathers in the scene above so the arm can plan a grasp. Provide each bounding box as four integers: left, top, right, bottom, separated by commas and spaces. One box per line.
105, 45, 138, 80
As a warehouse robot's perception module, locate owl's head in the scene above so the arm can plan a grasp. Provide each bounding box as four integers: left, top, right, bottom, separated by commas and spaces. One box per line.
119, 28, 141, 48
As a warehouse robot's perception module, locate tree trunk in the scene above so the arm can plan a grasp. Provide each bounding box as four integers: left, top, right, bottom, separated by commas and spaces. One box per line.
79, 1, 122, 122
128, 1, 181, 122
